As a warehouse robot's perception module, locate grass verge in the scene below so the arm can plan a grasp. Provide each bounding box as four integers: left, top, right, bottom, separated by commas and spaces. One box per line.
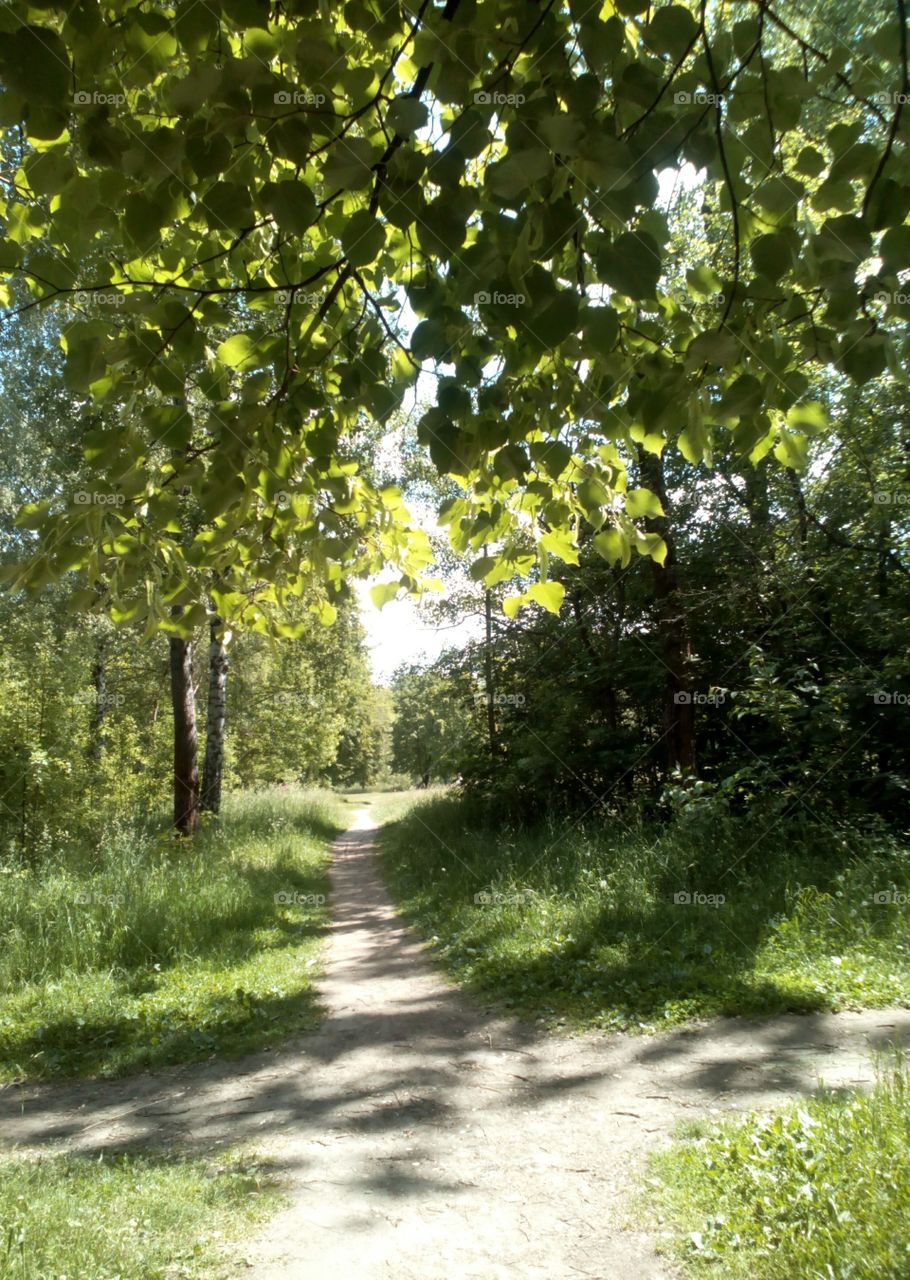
380, 794, 910, 1030
0, 1146, 281, 1279
648, 1056, 910, 1279
0, 787, 344, 1080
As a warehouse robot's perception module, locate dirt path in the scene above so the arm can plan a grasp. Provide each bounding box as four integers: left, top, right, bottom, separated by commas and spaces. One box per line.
3, 809, 909, 1279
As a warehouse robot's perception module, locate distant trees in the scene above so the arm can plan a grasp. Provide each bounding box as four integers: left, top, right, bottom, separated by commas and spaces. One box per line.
390, 662, 478, 782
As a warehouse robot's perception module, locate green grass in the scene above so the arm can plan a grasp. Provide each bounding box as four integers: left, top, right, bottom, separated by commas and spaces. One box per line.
338, 785, 446, 827
379, 794, 910, 1031
0, 787, 345, 1080
648, 1056, 910, 1279
0, 1146, 281, 1279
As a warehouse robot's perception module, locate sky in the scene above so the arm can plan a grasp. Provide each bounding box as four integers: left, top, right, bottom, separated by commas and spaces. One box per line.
358, 580, 480, 683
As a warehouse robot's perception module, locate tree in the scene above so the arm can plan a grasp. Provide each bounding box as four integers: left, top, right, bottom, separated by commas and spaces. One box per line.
2, 0, 906, 639
169, 626, 200, 835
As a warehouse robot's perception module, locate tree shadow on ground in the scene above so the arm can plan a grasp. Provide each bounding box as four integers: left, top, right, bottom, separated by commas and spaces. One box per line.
1, 822, 908, 1263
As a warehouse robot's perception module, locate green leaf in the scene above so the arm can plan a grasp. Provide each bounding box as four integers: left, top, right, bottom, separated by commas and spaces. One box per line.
324, 138, 376, 189
583, 306, 620, 357
774, 428, 808, 470
786, 402, 827, 435
625, 487, 663, 519
686, 330, 740, 369
750, 232, 795, 281
597, 232, 662, 300
217, 334, 260, 370
644, 5, 699, 57
718, 374, 763, 420
593, 528, 631, 567
311, 601, 337, 626
795, 146, 826, 177
539, 531, 580, 565
840, 332, 887, 384
527, 291, 580, 349
262, 180, 317, 234
817, 216, 873, 265
387, 96, 428, 137
341, 210, 386, 267
370, 581, 400, 609
634, 531, 668, 564
527, 581, 566, 614
2, 26, 71, 105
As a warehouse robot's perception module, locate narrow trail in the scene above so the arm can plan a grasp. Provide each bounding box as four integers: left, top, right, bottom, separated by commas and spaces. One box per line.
2, 810, 909, 1279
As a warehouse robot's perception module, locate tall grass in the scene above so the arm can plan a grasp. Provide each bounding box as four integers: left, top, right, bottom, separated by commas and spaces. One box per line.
0, 788, 344, 1080
380, 793, 910, 1029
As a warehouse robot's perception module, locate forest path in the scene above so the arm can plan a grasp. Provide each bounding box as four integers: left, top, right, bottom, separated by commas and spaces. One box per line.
3, 809, 909, 1279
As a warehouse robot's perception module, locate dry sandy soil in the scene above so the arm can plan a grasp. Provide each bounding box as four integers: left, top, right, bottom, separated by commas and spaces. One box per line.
2, 808, 908, 1279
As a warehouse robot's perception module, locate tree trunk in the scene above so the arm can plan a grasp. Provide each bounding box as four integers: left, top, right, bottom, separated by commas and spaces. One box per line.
638, 449, 697, 777
87, 636, 107, 762
169, 630, 200, 834
201, 615, 229, 814
484, 587, 498, 757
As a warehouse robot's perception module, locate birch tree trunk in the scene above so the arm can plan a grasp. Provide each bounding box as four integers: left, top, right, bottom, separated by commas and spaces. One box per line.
201, 615, 229, 814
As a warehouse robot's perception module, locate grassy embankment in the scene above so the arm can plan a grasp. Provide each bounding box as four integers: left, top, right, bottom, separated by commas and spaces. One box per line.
0, 1147, 282, 1280
380, 793, 910, 1030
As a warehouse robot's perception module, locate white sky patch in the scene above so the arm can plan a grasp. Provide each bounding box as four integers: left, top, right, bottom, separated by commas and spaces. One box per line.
357, 579, 481, 683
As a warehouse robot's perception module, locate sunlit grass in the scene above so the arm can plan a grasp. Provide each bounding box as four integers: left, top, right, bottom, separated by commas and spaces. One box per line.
0, 1146, 282, 1280
648, 1054, 910, 1279
0, 788, 344, 1080
380, 794, 910, 1030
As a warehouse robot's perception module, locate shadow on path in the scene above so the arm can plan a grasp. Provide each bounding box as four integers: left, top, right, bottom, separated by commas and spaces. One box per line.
2, 810, 908, 1279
